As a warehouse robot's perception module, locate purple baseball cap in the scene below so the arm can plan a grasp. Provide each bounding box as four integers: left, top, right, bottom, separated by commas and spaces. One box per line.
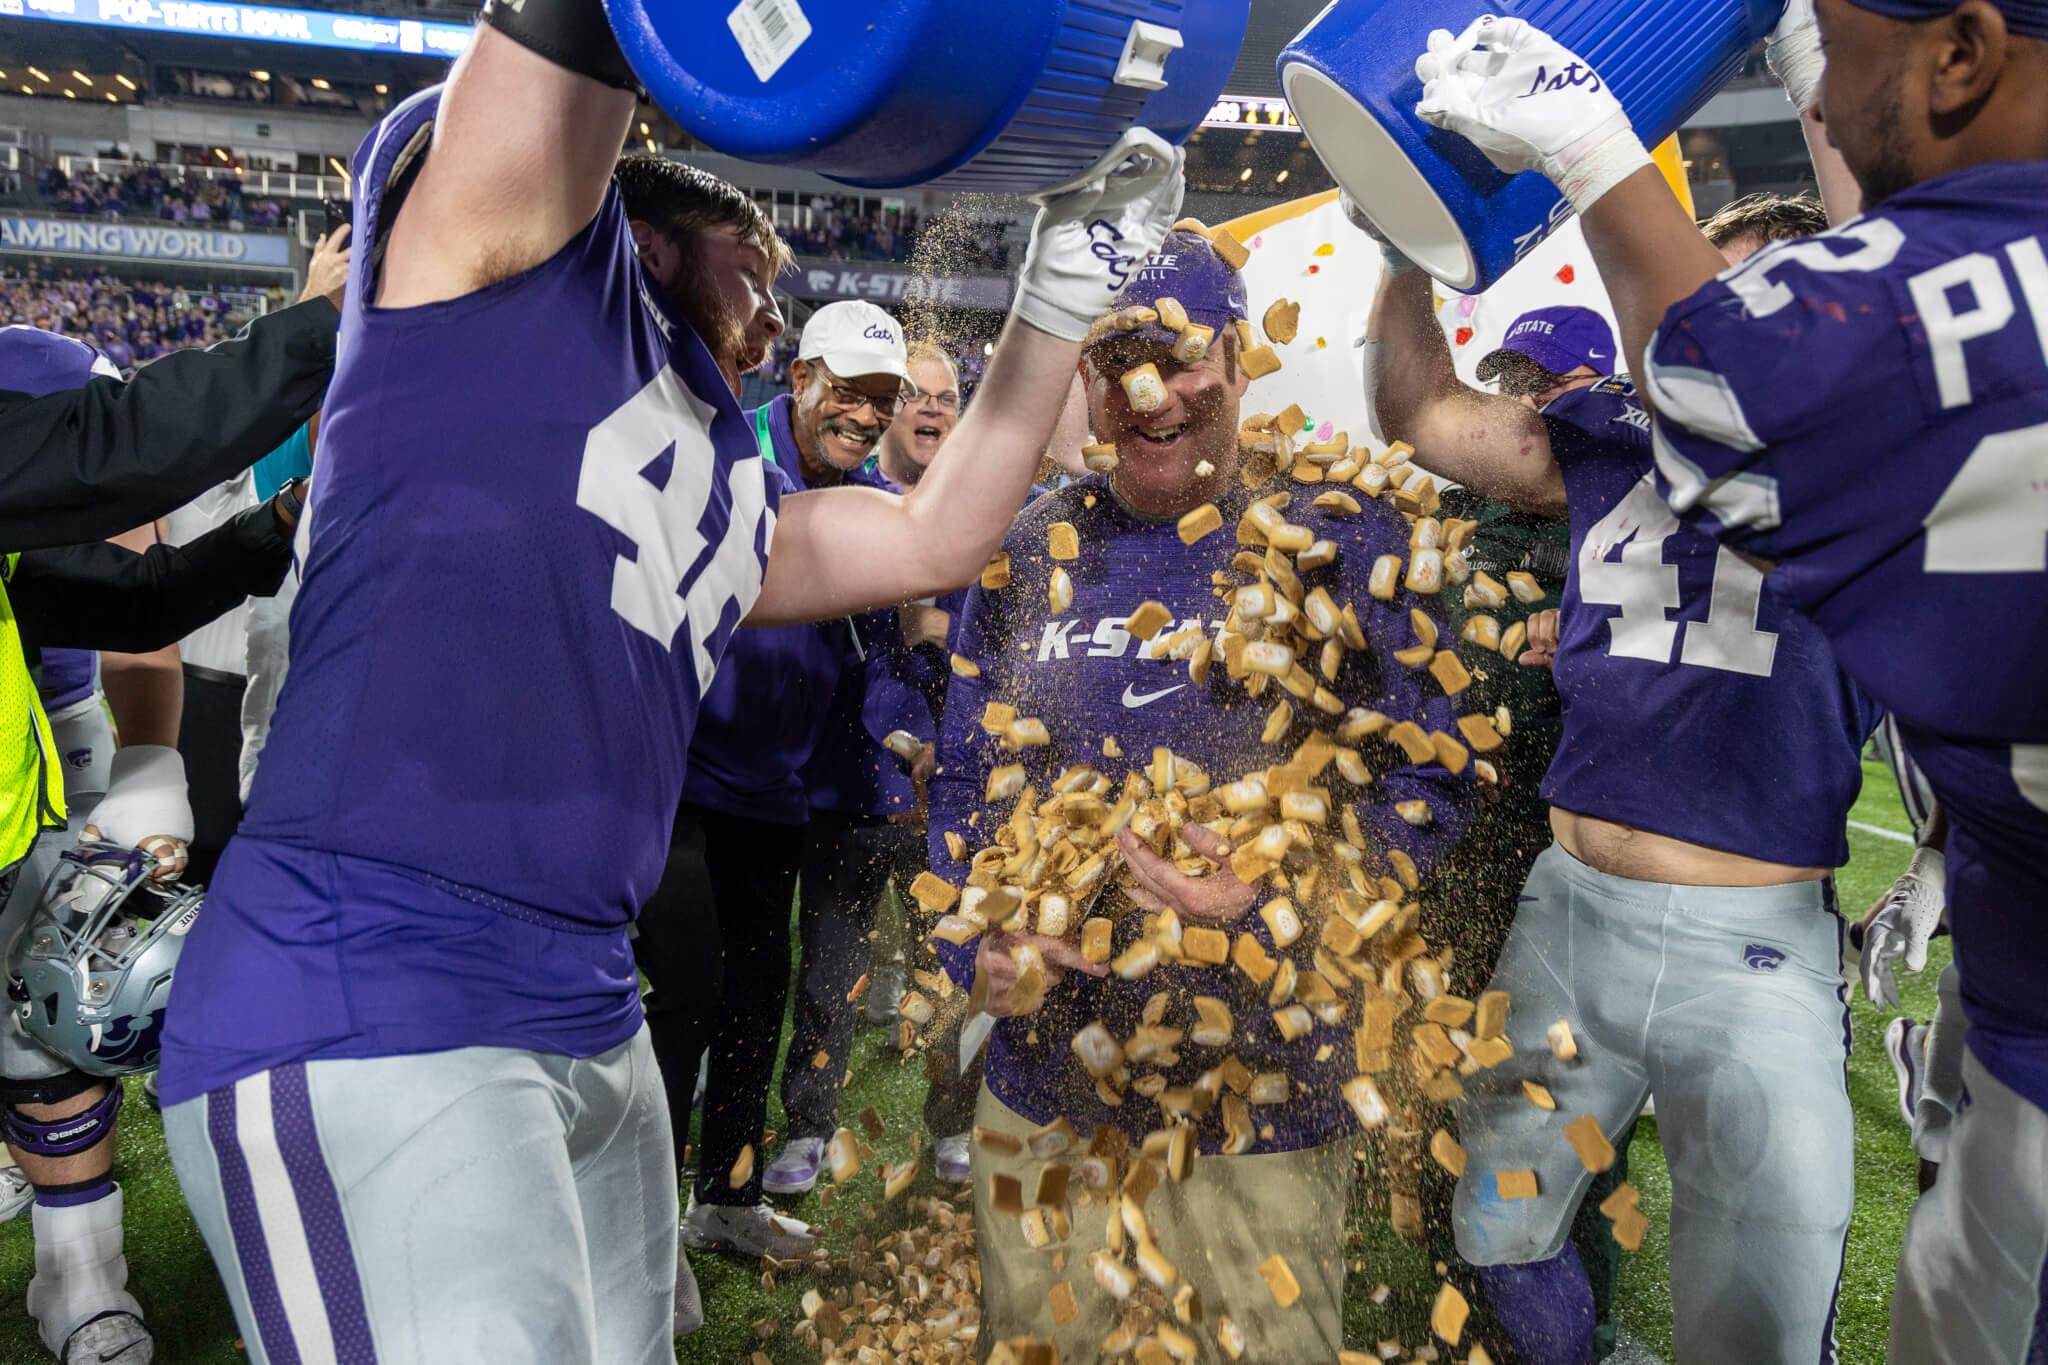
1476, 305, 1617, 381
1085, 226, 1249, 353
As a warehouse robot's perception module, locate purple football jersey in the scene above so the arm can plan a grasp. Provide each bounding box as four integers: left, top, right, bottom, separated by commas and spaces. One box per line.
927, 477, 1471, 1153
1542, 379, 1876, 867
160, 87, 779, 1105
1646, 159, 2048, 1106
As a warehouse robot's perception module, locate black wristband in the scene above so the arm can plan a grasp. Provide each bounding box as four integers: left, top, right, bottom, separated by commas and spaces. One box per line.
273, 477, 306, 530
481, 0, 640, 92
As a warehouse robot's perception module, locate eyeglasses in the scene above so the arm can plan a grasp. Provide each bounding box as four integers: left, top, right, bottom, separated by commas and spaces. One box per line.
819, 367, 905, 419
906, 386, 961, 411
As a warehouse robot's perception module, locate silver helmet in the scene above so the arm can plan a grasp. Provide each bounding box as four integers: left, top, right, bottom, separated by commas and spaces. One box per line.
8, 841, 201, 1077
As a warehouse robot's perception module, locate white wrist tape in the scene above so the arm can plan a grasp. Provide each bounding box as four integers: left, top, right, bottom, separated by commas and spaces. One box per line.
92, 745, 193, 846
1548, 126, 1655, 215
1906, 843, 1946, 886
1766, 31, 1825, 115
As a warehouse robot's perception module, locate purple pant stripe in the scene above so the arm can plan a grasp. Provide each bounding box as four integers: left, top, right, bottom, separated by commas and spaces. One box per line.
205, 1082, 302, 1365
269, 1064, 378, 1365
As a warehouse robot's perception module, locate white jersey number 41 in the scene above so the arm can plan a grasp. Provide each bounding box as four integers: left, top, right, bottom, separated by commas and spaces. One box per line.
1579, 472, 1778, 678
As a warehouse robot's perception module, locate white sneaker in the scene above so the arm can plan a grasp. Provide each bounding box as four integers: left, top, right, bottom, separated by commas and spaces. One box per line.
761, 1136, 827, 1196
680, 1197, 817, 1260
935, 1133, 972, 1184
674, 1251, 703, 1338
61, 1310, 152, 1364
0, 1166, 33, 1224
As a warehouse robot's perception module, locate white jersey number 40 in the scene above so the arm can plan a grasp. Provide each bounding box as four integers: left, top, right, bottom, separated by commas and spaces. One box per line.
1578, 473, 1778, 677
577, 369, 773, 691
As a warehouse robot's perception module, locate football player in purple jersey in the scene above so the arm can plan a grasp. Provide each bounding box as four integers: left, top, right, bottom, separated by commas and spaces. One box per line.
1361, 196, 1878, 1359
1410, 0, 2048, 1358
152, 1, 1185, 1361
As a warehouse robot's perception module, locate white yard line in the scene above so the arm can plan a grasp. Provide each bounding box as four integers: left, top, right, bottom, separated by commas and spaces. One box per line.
1849, 819, 1914, 845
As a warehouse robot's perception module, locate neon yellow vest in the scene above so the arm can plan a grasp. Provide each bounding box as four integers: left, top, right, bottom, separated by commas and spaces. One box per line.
0, 556, 67, 869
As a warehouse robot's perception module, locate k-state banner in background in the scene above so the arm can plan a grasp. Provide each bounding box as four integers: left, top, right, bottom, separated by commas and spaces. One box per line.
0, 216, 294, 268
779, 259, 1013, 310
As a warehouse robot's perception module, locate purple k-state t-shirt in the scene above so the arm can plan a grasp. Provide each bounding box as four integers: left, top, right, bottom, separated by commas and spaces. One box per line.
1644, 159, 2048, 1108
1540, 377, 1877, 868
799, 453, 928, 819
680, 406, 854, 825
160, 87, 779, 1105
929, 476, 1472, 1154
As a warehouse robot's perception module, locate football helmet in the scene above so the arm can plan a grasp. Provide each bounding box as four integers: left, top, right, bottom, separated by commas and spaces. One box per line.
8, 841, 200, 1077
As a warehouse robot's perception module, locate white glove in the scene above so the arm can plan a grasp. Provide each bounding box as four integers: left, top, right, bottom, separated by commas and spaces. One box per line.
1863, 845, 1946, 1010
1012, 130, 1186, 343
1414, 16, 1652, 214
1765, 0, 1824, 114
1338, 191, 1418, 275
85, 744, 193, 879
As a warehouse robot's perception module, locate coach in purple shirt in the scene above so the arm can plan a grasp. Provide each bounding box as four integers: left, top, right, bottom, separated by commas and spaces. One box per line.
930, 229, 1473, 1357
632, 302, 910, 1265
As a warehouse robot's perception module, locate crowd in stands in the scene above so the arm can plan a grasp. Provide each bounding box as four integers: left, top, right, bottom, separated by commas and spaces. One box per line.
37, 163, 288, 230
775, 196, 1013, 270
0, 267, 269, 371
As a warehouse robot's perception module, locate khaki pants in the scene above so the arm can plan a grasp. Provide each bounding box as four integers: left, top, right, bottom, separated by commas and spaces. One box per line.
970, 1085, 1352, 1363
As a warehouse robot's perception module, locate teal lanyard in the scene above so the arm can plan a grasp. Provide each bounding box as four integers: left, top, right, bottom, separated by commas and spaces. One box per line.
752, 401, 866, 660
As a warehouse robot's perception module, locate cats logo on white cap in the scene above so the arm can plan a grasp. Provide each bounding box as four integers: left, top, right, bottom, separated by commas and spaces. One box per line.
796, 300, 911, 383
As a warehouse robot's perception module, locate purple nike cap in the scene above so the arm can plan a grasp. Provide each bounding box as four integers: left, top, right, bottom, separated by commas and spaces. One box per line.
1085, 226, 1249, 354
1476, 305, 1617, 381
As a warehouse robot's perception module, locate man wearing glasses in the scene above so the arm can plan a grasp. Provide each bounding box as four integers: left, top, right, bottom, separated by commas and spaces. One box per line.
643, 301, 917, 1260
780, 300, 916, 488
877, 344, 962, 489
773, 342, 991, 1195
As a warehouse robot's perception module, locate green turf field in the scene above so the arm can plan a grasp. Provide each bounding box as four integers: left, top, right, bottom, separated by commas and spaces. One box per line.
0, 757, 1943, 1363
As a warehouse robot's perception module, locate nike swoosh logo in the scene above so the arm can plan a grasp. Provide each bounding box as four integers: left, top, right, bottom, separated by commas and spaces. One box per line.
94, 1344, 147, 1363
1588, 349, 1607, 358
1122, 683, 1187, 709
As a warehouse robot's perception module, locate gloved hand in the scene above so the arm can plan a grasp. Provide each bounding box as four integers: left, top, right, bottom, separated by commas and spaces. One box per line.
1338, 191, 1418, 275
1415, 16, 1651, 213
1863, 845, 1946, 1009
1012, 130, 1186, 342
1765, 0, 1824, 114
84, 744, 193, 881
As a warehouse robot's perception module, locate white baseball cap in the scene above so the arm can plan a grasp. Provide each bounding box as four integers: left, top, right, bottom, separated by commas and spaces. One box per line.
796, 300, 911, 384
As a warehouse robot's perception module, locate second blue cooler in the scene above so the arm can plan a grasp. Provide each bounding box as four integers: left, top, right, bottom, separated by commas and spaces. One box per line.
1278, 0, 1784, 291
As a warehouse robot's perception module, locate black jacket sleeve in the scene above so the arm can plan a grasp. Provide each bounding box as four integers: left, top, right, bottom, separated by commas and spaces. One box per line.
9, 499, 294, 654
0, 297, 337, 551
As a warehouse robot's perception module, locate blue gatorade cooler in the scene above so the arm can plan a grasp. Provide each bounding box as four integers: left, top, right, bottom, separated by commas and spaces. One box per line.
605, 0, 1251, 192
1278, 0, 1784, 291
